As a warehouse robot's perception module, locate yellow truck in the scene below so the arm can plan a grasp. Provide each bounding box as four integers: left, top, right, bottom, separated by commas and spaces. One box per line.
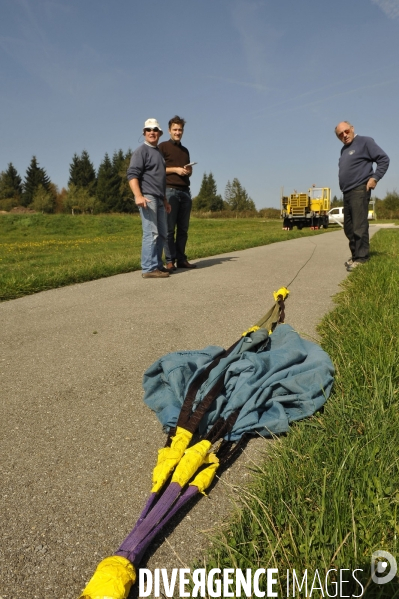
281, 186, 331, 230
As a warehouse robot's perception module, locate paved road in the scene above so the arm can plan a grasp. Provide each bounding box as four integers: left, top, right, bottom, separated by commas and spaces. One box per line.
0, 226, 384, 599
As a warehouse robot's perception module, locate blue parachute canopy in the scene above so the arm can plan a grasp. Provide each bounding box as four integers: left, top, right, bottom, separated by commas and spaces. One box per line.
143, 324, 334, 441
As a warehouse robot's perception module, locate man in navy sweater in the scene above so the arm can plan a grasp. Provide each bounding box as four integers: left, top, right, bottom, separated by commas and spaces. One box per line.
335, 121, 389, 271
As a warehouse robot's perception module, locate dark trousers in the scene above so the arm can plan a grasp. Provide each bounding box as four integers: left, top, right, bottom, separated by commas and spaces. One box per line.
164, 187, 192, 264
343, 184, 371, 262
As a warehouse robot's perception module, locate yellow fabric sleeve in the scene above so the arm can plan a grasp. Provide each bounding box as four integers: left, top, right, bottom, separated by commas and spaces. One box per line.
151, 427, 193, 493
79, 556, 136, 599
189, 453, 219, 494
273, 287, 290, 301
171, 439, 212, 487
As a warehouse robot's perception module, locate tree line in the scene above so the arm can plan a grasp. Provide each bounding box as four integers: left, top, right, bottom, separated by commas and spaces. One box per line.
0, 151, 135, 214
0, 152, 258, 215
3, 153, 397, 218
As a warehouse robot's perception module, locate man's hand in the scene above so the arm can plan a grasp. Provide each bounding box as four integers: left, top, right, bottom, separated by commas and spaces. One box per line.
164, 201, 172, 214
366, 177, 377, 190
135, 195, 152, 209
175, 166, 190, 176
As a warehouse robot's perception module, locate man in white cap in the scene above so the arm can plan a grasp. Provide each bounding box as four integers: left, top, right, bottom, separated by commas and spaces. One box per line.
127, 118, 171, 278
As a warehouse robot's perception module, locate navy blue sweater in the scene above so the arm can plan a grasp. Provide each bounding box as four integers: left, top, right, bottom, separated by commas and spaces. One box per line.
338, 135, 389, 193
127, 143, 166, 198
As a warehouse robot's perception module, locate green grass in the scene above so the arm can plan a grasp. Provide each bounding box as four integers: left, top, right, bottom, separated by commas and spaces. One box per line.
203, 229, 399, 598
0, 213, 331, 301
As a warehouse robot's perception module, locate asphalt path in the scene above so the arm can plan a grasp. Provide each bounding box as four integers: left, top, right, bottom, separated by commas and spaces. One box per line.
0, 226, 386, 599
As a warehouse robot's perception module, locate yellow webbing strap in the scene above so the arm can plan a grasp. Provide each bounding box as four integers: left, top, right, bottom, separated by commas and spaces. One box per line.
241, 325, 260, 337
151, 427, 193, 493
189, 453, 219, 494
273, 287, 290, 301
171, 439, 212, 487
79, 556, 136, 599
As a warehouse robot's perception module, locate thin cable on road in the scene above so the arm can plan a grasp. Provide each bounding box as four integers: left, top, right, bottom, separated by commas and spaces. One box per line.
285, 242, 317, 288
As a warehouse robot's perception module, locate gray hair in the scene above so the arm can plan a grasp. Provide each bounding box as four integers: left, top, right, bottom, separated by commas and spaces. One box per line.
335, 121, 353, 134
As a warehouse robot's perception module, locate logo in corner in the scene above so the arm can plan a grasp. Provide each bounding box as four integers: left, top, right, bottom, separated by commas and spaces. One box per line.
371, 550, 397, 584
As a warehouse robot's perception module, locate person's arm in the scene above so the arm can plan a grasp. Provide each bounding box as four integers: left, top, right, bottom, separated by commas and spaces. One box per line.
129, 178, 151, 209
165, 166, 192, 176
366, 138, 390, 190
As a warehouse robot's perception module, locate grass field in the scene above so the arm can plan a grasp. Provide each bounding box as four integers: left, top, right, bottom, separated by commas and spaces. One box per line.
0, 213, 332, 301
204, 229, 399, 597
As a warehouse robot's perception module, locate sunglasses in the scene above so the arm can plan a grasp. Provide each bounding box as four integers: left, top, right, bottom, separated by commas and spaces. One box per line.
144, 127, 160, 132
337, 128, 351, 139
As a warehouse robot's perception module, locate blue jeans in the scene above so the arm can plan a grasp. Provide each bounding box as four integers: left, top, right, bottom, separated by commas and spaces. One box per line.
139, 195, 168, 273
343, 184, 371, 262
164, 187, 192, 264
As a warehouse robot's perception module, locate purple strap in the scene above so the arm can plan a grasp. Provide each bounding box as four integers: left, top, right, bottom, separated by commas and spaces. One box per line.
115, 483, 181, 559
123, 485, 199, 565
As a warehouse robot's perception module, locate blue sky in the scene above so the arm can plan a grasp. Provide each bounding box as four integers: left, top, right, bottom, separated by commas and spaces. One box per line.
1, 0, 398, 208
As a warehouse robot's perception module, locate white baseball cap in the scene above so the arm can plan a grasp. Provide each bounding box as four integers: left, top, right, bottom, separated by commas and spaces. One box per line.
143, 118, 163, 135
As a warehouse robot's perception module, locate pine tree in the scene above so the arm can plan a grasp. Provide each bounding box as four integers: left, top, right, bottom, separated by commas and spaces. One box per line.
0, 163, 23, 204
111, 150, 136, 213
22, 156, 51, 207
96, 153, 118, 211
193, 173, 210, 211
79, 150, 97, 192
225, 178, 256, 211
193, 172, 223, 211
68, 151, 96, 193
224, 180, 232, 205
68, 154, 81, 187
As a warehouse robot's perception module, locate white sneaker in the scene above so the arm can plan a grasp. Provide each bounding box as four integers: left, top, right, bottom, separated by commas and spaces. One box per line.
346, 261, 364, 272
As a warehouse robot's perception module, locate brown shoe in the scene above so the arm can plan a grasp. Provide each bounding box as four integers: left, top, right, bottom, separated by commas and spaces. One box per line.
177, 260, 197, 269
166, 262, 176, 272
142, 269, 169, 278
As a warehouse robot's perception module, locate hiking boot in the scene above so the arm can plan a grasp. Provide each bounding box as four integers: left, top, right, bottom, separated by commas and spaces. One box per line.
344, 258, 354, 267
142, 269, 169, 278
159, 266, 171, 273
346, 261, 364, 272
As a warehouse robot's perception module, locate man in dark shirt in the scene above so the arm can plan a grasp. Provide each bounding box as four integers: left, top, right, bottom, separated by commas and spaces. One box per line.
158, 115, 197, 271
335, 121, 389, 271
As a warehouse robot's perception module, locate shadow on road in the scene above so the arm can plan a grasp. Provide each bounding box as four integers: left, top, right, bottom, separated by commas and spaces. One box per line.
194, 256, 238, 269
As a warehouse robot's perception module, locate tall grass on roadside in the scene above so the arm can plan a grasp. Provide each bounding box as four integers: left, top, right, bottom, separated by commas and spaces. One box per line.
204, 230, 399, 598
0, 214, 331, 301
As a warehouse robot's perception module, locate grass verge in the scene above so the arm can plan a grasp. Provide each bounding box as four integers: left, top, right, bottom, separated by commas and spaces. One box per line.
203, 229, 399, 598
0, 213, 331, 301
